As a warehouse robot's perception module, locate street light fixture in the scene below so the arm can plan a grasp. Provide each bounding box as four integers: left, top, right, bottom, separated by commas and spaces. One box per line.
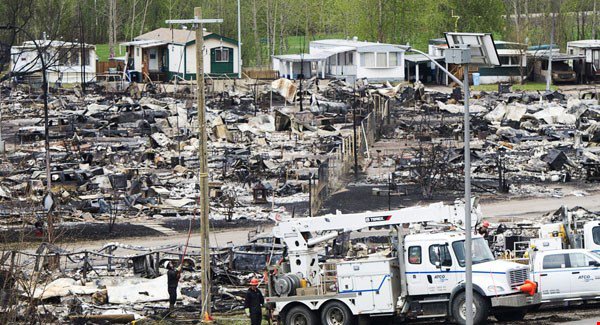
443, 32, 500, 325
402, 32, 500, 325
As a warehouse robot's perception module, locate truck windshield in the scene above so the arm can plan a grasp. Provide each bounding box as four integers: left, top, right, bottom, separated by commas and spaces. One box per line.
452, 238, 495, 267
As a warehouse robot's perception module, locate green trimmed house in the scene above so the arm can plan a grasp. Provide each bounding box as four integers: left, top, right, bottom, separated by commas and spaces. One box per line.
121, 28, 239, 81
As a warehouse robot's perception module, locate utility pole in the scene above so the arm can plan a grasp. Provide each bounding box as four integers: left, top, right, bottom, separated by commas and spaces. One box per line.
166, 9, 222, 322
78, 2, 86, 93
108, 0, 116, 58
0, 88, 4, 153
237, 0, 242, 79
547, 11, 556, 92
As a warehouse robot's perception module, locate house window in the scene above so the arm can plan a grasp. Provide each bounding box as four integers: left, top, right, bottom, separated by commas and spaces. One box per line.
500, 55, 522, 67
593, 50, 600, 70
361, 53, 375, 67
389, 52, 398, 67
346, 52, 353, 65
215, 48, 229, 62
58, 48, 70, 66
376, 53, 387, 67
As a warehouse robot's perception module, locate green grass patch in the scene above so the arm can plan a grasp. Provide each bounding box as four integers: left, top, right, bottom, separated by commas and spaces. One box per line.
95, 43, 128, 62
95, 44, 110, 62
472, 82, 557, 92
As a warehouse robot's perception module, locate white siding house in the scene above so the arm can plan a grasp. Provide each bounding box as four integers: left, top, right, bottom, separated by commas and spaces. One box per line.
10, 40, 96, 84
273, 38, 405, 83
566, 40, 600, 82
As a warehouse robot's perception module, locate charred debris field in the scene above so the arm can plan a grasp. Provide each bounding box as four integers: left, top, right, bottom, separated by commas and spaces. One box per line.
0, 78, 600, 323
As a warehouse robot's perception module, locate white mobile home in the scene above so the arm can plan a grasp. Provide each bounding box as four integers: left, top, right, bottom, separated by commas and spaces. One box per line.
10, 40, 96, 84
567, 40, 600, 82
273, 37, 405, 83
121, 28, 240, 82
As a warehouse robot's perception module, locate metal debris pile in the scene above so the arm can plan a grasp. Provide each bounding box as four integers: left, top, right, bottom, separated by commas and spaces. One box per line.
368, 83, 600, 198
0, 78, 398, 235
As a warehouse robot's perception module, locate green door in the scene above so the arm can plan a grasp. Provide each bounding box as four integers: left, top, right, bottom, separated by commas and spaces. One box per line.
210, 47, 234, 74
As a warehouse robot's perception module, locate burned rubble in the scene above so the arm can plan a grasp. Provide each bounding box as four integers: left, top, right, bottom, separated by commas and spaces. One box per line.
365, 83, 600, 200
2, 75, 600, 322
0, 77, 400, 322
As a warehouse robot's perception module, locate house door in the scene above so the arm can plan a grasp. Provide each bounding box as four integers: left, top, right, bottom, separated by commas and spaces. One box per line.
148, 48, 159, 71
210, 47, 234, 74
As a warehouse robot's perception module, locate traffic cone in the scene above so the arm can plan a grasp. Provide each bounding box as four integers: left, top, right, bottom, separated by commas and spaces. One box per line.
518, 279, 537, 296
202, 311, 214, 323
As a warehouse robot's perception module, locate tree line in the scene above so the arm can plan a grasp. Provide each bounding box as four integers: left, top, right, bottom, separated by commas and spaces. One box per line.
2, 0, 600, 68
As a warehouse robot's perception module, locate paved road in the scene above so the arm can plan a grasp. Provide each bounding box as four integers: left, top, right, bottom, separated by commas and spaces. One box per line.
481, 191, 600, 221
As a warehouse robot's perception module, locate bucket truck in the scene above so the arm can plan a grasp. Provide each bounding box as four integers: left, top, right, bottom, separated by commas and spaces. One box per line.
266, 200, 540, 325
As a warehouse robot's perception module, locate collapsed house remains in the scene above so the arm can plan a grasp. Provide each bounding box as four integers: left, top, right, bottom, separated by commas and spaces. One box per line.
1, 61, 600, 321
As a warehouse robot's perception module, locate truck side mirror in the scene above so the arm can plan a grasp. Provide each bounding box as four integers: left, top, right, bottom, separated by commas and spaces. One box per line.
435, 261, 441, 269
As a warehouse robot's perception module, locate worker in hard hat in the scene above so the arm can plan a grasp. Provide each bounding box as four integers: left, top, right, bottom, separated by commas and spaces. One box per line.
165, 261, 181, 314
477, 220, 490, 239
244, 278, 264, 325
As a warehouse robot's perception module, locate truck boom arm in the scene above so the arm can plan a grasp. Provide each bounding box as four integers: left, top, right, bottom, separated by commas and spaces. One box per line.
273, 199, 481, 253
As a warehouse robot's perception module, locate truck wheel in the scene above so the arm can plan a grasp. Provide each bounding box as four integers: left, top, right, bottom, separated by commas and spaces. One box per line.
285, 305, 317, 325
494, 309, 527, 321
320, 301, 353, 325
451, 292, 490, 325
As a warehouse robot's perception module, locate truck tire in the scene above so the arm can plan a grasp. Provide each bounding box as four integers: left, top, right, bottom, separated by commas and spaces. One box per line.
285, 305, 317, 325
494, 309, 527, 322
451, 291, 490, 325
320, 301, 353, 325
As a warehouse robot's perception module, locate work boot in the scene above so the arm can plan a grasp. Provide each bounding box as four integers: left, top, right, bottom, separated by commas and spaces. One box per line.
168, 303, 175, 317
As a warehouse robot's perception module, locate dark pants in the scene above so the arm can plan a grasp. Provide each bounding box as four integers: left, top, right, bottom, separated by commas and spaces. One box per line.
168, 287, 177, 307
250, 311, 262, 325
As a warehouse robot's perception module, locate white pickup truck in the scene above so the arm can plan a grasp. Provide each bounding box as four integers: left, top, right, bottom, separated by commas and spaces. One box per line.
530, 248, 600, 302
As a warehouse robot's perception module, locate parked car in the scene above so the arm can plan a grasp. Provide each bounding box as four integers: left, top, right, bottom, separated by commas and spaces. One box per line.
95, 73, 130, 92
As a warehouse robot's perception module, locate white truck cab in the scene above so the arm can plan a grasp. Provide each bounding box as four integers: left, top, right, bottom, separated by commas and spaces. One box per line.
583, 222, 600, 252
531, 248, 600, 302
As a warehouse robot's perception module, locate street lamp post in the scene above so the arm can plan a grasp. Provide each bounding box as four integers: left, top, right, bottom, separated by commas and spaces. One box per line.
407, 32, 500, 325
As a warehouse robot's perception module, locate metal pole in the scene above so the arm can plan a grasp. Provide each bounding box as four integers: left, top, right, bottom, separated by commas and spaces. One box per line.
353, 99, 358, 179
546, 12, 555, 92
195, 7, 212, 320
388, 173, 391, 211
308, 174, 312, 217
463, 63, 473, 325
237, 0, 242, 79
0, 88, 3, 153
